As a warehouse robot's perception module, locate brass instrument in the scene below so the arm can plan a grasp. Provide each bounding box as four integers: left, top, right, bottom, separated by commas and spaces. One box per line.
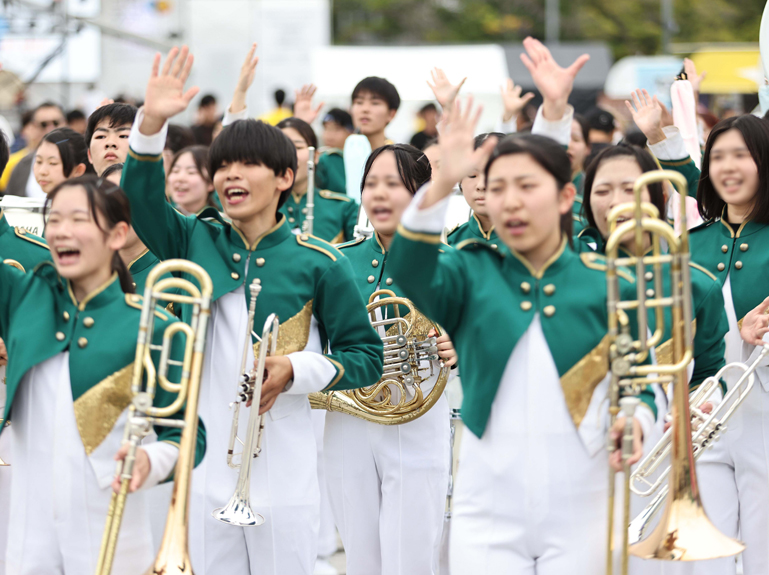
302, 146, 315, 236
0, 260, 24, 467
213, 278, 279, 527
309, 290, 449, 425
604, 171, 743, 574
628, 351, 766, 544
95, 260, 213, 575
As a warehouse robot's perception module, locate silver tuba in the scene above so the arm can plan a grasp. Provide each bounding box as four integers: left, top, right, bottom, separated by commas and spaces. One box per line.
213, 278, 279, 527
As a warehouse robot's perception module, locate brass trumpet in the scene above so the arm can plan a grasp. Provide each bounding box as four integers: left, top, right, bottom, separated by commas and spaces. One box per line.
604, 171, 743, 574
309, 290, 449, 425
302, 146, 315, 236
213, 278, 279, 527
95, 259, 213, 575
0, 259, 24, 467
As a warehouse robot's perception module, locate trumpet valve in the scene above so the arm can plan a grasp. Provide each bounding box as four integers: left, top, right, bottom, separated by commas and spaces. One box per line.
399, 362, 412, 375
132, 391, 153, 412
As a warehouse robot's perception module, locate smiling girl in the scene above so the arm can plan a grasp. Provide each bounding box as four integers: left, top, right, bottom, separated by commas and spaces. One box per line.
0, 176, 204, 574
33, 127, 94, 195
325, 143, 456, 575
166, 145, 217, 215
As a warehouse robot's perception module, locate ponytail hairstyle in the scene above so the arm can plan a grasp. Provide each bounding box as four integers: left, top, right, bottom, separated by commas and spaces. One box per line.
484, 134, 574, 241
44, 175, 135, 293
582, 143, 666, 230
40, 127, 95, 177
361, 143, 432, 196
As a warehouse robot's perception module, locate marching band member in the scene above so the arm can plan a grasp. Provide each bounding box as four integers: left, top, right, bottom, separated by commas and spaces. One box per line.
683, 114, 769, 575
387, 49, 657, 572
276, 117, 358, 243
120, 46, 383, 575
85, 102, 137, 177
0, 175, 205, 574
326, 142, 456, 575
166, 145, 218, 216
33, 127, 95, 194
447, 132, 505, 249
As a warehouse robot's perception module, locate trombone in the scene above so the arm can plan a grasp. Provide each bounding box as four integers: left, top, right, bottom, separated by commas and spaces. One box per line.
302, 146, 316, 236
95, 259, 213, 575
604, 171, 743, 574
213, 278, 279, 527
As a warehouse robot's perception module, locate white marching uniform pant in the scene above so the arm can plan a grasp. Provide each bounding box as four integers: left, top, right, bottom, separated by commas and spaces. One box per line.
189, 289, 325, 575
449, 316, 654, 575
5, 353, 158, 575
312, 410, 339, 558
324, 390, 450, 575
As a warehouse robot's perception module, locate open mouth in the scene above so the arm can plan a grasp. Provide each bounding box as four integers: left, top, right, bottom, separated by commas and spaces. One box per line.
505, 219, 527, 236
55, 246, 81, 265
370, 206, 392, 221
720, 178, 743, 194
224, 187, 249, 205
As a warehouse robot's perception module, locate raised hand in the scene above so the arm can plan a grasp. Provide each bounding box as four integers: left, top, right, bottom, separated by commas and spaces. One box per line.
294, 84, 324, 124
520, 37, 588, 120
625, 89, 667, 145
427, 67, 466, 111
141, 46, 199, 135
683, 58, 707, 96
501, 78, 534, 122
740, 296, 769, 346
230, 43, 259, 114
422, 97, 497, 209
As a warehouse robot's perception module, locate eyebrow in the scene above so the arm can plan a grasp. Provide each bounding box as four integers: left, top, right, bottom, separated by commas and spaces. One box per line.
594, 178, 638, 186
94, 126, 131, 133
48, 208, 90, 216
711, 145, 749, 153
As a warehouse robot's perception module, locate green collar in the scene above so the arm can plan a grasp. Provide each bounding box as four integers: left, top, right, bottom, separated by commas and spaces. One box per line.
369, 233, 387, 255
717, 216, 763, 240
201, 209, 293, 251
66, 272, 123, 312
288, 187, 321, 206
470, 213, 494, 240
576, 226, 605, 252
0, 210, 11, 238
127, 248, 157, 274
505, 235, 571, 279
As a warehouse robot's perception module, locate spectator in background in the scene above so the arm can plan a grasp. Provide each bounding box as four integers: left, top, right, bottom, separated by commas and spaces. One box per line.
9, 110, 33, 153
191, 94, 219, 146
316, 108, 353, 194
585, 107, 616, 145
163, 124, 196, 175
66, 109, 87, 135
259, 88, 293, 126
3, 102, 66, 196
409, 102, 439, 150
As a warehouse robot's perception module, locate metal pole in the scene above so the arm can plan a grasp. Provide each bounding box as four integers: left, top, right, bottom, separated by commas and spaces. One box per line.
661, 0, 675, 54
545, 0, 560, 45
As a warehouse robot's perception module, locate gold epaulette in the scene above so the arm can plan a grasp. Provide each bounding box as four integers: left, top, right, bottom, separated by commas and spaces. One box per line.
337, 236, 365, 250
319, 190, 351, 202
14, 227, 48, 250
125, 293, 172, 321
579, 252, 634, 284
456, 238, 503, 256
296, 233, 342, 262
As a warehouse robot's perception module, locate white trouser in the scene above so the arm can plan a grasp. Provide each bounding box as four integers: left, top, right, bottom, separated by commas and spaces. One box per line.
324, 393, 450, 575
189, 291, 320, 575
312, 410, 338, 558
6, 355, 155, 575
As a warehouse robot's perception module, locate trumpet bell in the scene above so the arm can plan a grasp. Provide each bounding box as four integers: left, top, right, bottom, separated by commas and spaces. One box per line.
212, 495, 265, 527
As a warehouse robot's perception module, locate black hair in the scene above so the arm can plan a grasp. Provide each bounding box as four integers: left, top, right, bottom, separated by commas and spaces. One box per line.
276, 117, 318, 149
361, 143, 431, 197
33, 101, 64, 118
585, 107, 615, 135
274, 89, 286, 106
20, 110, 34, 129
168, 145, 217, 210
573, 114, 590, 144
582, 144, 666, 231
0, 132, 9, 177
85, 103, 138, 148
38, 127, 95, 177
165, 124, 196, 154
484, 134, 574, 241
352, 77, 401, 111
323, 108, 353, 131
199, 94, 217, 108
423, 137, 439, 150
208, 119, 296, 210
44, 175, 134, 294
475, 132, 504, 150
66, 109, 86, 123
698, 114, 769, 223
621, 130, 648, 148
100, 162, 124, 181
419, 103, 438, 115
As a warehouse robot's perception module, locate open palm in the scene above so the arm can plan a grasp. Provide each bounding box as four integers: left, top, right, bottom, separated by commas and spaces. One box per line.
625, 89, 663, 138
427, 67, 466, 110
520, 37, 588, 104
144, 46, 199, 122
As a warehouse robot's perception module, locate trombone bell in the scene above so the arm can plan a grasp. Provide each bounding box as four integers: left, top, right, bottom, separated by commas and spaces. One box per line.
211, 494, 265, 527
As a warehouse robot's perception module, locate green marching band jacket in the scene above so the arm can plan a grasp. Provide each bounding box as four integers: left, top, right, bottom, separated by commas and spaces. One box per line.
388, 227, 657, 438
446, 213, 502, 250
279, 187, 359, 244
316, 149, 347, 196
689, 215, 769, 321
0, 266, 206, 472
0, 210, 51, 271
574, 229, 728, 392
121, 146, 384, 393
572, 171, 587, 236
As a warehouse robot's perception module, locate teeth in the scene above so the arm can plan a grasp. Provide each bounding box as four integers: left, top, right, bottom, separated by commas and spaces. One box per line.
56, 248, 78, 255
227, 189, 247, 197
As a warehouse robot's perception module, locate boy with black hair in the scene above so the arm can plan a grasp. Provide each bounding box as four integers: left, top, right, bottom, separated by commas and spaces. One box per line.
85, 102, 137, 176
350, 76, 400, 150
409, 102, 439, 150
66, 109, 87, 134
121, 45, 383, 575
317, 108, 353, 195
192, 93, 219, 145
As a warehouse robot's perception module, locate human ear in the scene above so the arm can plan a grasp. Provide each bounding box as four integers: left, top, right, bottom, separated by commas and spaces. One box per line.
386, 109, 397, 125
558, 182, 577, 215
71, 163, 87, 178
107, 221, 129, 252
276, 167, 294, 192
